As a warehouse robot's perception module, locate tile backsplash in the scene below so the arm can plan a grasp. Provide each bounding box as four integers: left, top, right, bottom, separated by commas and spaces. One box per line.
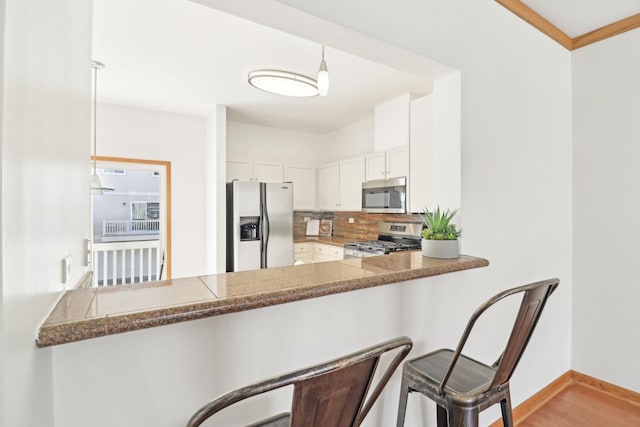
294, 211, 422, 240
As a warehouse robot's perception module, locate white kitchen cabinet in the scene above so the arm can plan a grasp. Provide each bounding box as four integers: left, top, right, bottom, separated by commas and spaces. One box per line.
330, 246, 344, 260
338, 157, 365, 211
285, 165, 316, 210
254, 162, 283, 182
313, 243, 332, 262
318, 157, 365, 211
317, 163, 340, 210
387, 146, 409, 178
313, 243, 344, 262
365, 146, 409, 181
294, 242, 312, 262
226, 160, 253, 182
226, 160, 283, 182
365, 151, 386, 181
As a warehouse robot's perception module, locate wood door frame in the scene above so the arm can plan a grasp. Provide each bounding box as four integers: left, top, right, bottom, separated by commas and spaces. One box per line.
93, 156, 172, 279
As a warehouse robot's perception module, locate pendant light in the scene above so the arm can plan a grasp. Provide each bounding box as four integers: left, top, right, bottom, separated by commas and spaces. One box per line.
90, 60, 113, 195
317, 45, 329, 97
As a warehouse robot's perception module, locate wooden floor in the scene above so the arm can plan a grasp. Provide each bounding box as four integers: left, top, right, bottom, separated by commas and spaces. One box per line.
518, 383, 640, 427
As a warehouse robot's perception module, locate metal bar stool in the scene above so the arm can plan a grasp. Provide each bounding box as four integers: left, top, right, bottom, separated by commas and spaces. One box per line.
396, 278, 559, 427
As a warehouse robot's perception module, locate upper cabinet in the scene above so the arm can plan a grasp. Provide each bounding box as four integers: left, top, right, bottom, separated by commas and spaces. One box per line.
226, 160, 283, 182
255, 162, 283, 182
318, 157, 365, 211
317, 163, 340, 210
365, 145, 409, 181
367, 94, 411, 182
338, 156, 365, 211
285, 165, 316, 210
226, 160, 253, 182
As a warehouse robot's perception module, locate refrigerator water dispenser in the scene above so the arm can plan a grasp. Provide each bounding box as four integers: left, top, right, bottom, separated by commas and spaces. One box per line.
239, 216, 260, 241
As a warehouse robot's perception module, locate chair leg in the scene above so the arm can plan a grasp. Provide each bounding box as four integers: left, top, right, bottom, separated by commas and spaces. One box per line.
436, 405, 448, 427
448, 407, 478, 427
500, 393, 514, 427
396, 376, 410, 427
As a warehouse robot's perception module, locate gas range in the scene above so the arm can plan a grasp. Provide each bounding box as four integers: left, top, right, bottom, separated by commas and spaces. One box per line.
343, 222, 422, 258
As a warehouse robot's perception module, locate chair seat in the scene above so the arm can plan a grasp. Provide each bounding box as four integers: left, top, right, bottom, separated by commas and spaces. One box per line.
246, 412, 290, 427
405, 349, 496, 401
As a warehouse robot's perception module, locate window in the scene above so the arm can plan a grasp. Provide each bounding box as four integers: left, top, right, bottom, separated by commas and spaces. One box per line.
131, 201, 160, 221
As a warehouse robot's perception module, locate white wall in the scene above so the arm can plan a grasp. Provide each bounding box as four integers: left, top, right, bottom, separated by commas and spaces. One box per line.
572, 29, 640, 392
374, 94, 410, 151
323, 116, 375, 163
50, 1, 573, 426
227, 121, 327, 166
98, 103, 207, 278
0, 0, 93, 425
206, 105, 227, 274
228, 117, 374, 168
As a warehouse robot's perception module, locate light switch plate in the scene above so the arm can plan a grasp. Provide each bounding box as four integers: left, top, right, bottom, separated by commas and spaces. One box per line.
62, 255, 72, 284
348, 218, 355, 224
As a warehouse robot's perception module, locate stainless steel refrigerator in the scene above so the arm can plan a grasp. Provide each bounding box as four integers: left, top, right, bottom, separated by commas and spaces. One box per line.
226, 181, 294, 272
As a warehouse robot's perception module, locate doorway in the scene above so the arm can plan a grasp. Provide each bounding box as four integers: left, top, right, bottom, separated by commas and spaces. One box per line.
91, 156, 171, 285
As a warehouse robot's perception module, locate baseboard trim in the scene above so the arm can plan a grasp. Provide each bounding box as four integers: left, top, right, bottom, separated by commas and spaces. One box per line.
570, 370, 640, 408
489, 370, 640, 426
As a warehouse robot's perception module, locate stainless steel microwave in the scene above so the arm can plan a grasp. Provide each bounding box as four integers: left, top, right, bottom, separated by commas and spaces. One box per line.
361, 177, 407, 213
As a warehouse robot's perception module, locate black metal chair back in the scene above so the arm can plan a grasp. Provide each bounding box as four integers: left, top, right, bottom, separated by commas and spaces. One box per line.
187, 336, 413, 427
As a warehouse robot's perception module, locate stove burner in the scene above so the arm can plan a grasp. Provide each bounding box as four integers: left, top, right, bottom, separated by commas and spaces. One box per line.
345, 240, 419, 252
343, 221, 423, 259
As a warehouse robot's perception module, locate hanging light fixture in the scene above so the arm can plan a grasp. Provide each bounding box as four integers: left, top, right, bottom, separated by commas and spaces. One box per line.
90, 60, 113, 195
247, 69, 318, 97
317, 45, 329, 97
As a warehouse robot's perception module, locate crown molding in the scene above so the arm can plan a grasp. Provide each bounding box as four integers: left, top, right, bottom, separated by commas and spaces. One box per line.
572, 13, 640, 49
496, 0, 640, 51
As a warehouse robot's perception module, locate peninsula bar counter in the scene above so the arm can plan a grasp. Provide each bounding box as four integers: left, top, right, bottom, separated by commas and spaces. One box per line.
37, 252, 489, 347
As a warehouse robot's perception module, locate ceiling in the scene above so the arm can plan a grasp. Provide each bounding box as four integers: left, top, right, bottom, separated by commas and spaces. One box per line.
93, 0, 640, 135
92, 0, 436, 135
521, 0, 639, 38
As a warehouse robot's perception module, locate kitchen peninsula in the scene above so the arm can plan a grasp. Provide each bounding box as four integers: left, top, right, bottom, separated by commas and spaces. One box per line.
37, 252, 488, 347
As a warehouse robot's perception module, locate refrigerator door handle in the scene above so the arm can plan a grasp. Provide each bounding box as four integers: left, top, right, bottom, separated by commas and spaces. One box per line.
260, 183, 270, 268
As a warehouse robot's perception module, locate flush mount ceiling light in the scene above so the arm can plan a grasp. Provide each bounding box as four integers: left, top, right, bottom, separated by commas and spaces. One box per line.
247, 69, 318, 97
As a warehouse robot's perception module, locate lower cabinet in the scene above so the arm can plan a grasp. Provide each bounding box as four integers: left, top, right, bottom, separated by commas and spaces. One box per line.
294, 242, 312, 262
294, 242, 344, 263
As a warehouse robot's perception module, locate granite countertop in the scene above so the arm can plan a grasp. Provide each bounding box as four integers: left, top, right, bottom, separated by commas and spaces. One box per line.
36, 252, 489, 347
293, 236, 353, 246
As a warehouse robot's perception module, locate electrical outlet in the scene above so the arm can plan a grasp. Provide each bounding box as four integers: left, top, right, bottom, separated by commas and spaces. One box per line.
62, 255, 72, 284
348, 217, 355, 224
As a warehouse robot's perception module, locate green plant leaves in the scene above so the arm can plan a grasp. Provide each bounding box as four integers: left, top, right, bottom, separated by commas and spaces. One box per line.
420, 206, 461, 240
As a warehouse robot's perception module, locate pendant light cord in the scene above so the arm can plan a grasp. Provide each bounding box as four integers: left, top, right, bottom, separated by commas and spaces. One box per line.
92, 63, 98, 175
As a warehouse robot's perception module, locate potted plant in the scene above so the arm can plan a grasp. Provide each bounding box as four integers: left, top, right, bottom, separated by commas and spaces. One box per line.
420, 206, 461, 258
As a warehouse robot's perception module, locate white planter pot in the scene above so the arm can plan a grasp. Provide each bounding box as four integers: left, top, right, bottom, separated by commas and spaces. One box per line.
421, 239, 460, 259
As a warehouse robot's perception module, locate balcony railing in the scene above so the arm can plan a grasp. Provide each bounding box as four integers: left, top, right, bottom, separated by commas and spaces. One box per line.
92, 240, 162, 287
102, 219, 160, 236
